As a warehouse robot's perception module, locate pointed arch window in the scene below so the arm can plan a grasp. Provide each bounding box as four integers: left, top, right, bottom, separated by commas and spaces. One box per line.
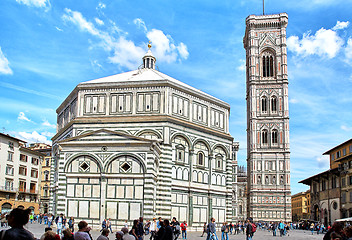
215, 154, 223, 170
262, 129, 268, 145
262, 52, 275, 77
261, 97, 268, 113
258, 175, 262, 184
272, 129, 278, 145
271, 96, 277, 112
197, 152, 205, 166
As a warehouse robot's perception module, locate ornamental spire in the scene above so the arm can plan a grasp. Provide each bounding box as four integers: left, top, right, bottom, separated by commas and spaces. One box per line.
142, 41, 156, 69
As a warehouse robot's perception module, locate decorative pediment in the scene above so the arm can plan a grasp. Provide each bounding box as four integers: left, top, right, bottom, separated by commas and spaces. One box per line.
260, 33, 276, 48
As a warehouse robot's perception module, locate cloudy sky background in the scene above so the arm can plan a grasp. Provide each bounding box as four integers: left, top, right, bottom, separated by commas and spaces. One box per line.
1, 0, 352, 194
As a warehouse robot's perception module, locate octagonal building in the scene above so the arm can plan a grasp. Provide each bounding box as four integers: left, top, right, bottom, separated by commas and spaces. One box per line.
51, 49, 239, 229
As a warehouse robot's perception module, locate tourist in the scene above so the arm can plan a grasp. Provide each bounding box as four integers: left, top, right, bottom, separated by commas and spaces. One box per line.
29, 213, 34, 224
136, 217, 145, 240
145, 220, 151, 235
162, 219, 173, 240
101, 219, 107, 232
149, 218, 157, 240
68, 217, 75, 233
271, 222, 277, 236
74, 221, 92, 240
278, 221, 285, 237
131, 219, 139, 240
122, 227, 135, 240
180, 221, 187, 240
323, 222, 346, 240
155, 220, 164, 240
41, 230, 59, 240
171, 217, 180, 240
221, 222, 228, 240
97, 229, 110, 240
0, 207, 35, 240
62, 229, 75, 240
344, 225, 352, 240
201, 223, 207, 237
107, 218, 113, 233
207, 218, 218, 240
157, 218, 162, 232
245, 219, 253, 240
115, 231, 124, 240
55, 213, 65, 235
44, 214, 48, 225
228, 223, 233, 235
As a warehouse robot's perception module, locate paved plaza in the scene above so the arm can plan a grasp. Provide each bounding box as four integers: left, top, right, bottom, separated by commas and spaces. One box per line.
1, 223, 324, 240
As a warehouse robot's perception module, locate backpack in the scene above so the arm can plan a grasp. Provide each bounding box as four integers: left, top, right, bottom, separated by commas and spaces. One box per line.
175, 225, 181, 232
251, 223, 257, 233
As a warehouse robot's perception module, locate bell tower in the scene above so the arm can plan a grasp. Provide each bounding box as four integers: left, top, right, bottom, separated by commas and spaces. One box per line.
243, 13, 291, 222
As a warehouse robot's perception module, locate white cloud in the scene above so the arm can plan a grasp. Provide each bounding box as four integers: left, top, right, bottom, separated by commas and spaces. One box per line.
55, 26, 63, 32
62, 9, 100, 36
346, 38, 352, 62
341, 125, 352, 131
16, 0, 50, 10
63, 10, 189, 69
316, 155, 329, 168
96, 2, 106, 10
147, 29, 178, 63
0, 47, 13, 75
177, 42, 189, 60
332, 21, 350, 30
16, 131, 52, 145
108, 37, 145, 69
18, 112, 32, 122
133, 18, 147, 32
95, 18, 104, 26
289, 98, 299, 104
42, 119, 56, 128
287, 25, 344, 58
237, 59, 246, 71
91, 60, 104, 72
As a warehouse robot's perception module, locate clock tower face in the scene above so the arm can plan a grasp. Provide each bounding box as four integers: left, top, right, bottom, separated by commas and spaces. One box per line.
244, 13, 291, 222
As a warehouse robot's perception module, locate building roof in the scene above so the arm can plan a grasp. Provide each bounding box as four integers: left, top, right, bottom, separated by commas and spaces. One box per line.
299, 167, 339, 185
79, 67, 229, 107
323, 138, 352, 155
0, 132, 26, 143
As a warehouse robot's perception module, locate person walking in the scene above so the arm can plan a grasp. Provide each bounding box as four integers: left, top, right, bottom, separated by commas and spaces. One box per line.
29, 213, 34, 224
245, 219, 253, 240
55, 213, 65, 235
180, 221, 187, 240
150, 218, 157, 240
207, 218, 218, 240
221, 222, 229, 240
279, 221, 285, 237
171, 217, 180, 240
201, 223, 207, 237
107, 218, 113, 233
68, 217, 75, 233
101, 219, 107, 232
136, 217, 145, 240
131, 219, 140, 240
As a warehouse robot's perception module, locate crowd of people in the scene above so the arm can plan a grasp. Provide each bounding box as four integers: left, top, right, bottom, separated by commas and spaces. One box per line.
5, 207, 352, 240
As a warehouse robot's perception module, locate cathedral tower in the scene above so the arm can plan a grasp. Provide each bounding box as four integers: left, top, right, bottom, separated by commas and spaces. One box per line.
243, 13, 291, 222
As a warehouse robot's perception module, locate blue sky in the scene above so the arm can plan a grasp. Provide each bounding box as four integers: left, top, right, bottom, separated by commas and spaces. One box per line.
0, 0, 352, 194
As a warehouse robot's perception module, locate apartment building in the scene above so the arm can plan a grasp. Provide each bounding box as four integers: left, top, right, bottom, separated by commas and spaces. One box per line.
0, 133, 44, 214
29, 143, 52, 213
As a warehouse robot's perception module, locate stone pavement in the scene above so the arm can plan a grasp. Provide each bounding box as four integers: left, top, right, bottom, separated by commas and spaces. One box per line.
1, 223, 324, 239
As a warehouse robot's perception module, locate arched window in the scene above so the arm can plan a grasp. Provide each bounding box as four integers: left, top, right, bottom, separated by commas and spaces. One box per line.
265, 175, 269, 184
261, 97, 268, 113
258, 175, 261, 184
272, 129, 278, 145
271, 96, 277, 112
280, 175, 284, 185
44, 171, 49, 181
262, 129, 268, 145
197, 152, 205, 166
262, 52, 275, 77
239, 205, 243, 214
215, 154, 223, 170
176, 145, 185, 162
272, 176, 276, 184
